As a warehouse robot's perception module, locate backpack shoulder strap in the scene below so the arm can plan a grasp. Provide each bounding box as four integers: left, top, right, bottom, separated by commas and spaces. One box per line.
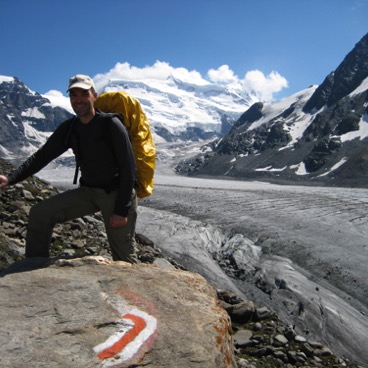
64, 116, 77, 145
97, 111, 126, 146
97, 110, 124, 124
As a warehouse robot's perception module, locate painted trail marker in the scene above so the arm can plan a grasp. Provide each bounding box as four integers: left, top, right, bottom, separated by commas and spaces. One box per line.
93, 293, 158, 367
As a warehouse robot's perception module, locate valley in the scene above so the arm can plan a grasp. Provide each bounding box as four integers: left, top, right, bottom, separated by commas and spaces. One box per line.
133, 146, 368, 366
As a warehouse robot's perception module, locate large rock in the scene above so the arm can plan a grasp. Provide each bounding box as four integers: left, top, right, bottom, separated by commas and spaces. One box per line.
0, 257, 235, 368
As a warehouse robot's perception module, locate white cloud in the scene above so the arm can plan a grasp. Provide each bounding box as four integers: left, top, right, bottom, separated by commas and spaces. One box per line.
207, 65, 288, 101
44, 90, 64, 97
242, 70, 289, 102
207, 65, 237, 84
42, 90, 73, 113
94, 61, 208, 91
93, 61, 288, 102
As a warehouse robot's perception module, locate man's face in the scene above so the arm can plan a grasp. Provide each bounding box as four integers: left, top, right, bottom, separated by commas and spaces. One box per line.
69, 88, 97, 119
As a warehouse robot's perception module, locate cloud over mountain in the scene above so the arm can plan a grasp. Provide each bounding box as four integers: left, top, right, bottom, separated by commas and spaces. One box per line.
94, 61, 288, 102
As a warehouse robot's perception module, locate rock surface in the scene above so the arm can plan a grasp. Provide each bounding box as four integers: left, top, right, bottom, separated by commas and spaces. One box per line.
0, 257, 235, 368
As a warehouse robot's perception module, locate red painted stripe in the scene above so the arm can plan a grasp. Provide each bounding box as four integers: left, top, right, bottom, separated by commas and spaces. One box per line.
98, 314, 147, 360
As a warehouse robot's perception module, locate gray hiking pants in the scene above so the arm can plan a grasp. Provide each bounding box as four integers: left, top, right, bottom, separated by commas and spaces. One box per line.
25, 186, 137, 262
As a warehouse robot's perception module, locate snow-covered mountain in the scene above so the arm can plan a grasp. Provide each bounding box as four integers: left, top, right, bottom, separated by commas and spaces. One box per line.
176, 32, 368, 188
0, 71, 258, 163
0, 76, 73, 160
101, 76, 258, 142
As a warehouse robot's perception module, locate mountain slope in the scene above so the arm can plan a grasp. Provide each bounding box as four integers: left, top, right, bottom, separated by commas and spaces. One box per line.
0, 76, 73, 160
101, 76, 258, 142
176, 33, 368, 188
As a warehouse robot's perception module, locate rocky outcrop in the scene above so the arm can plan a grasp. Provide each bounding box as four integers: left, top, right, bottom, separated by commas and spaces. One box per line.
0, 257, 235, 368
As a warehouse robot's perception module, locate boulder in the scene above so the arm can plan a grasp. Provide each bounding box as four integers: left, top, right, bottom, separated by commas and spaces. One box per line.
0, 256, 236, 368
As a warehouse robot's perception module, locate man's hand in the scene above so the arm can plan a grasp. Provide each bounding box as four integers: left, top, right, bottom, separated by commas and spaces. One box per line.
0, 175, 9, 189
109, 214, 128, 228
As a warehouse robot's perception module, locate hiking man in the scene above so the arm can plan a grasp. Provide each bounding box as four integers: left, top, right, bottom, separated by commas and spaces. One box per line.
0, 74, 138, 262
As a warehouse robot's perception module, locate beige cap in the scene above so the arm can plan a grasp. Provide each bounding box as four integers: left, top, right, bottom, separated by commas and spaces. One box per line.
67, 74, 95, 91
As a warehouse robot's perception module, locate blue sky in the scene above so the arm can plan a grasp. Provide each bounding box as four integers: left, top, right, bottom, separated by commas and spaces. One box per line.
1, 0, 367, 101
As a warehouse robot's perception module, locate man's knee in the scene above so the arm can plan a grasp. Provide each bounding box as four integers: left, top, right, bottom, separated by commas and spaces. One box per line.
29, 201, 48, 223
29, 197, 65, 226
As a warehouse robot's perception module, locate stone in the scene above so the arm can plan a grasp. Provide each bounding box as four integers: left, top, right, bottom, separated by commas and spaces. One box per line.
296, 351, 307, 362
300, 343, 314, 357
319, 346, 333, 356
229, 300, 255, 324
233, 329, 253, 348
22, 189, 34, 200
273, 350, 287, 362
253, 322, 262, 331
71, 239, 85, 249
255, 306, 272, 321
0, 257, 236, 368
288, 351, 298, 364
308, 340, 324, 349
152, 258, 176, 269
284, 327, 296, 341
253, 346, 269, 358
295, 335, 307, 343
217, 289, 244, 304
274, 334, 288, 346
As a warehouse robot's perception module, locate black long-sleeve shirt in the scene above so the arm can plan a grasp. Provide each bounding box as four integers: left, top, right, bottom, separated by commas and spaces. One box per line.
9, 111, 136, 216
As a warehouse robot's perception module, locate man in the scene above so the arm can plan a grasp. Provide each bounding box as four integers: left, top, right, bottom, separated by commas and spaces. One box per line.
0, 74, 138, 262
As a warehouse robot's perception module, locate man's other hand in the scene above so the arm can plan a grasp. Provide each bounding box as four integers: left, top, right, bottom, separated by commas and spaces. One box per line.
109, 214, 128, 228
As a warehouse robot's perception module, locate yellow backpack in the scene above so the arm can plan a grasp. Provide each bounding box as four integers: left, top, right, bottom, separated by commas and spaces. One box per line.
94, 91, 156, 198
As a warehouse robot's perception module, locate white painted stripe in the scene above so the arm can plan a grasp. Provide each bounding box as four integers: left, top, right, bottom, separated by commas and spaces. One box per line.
93, 292, 158, 367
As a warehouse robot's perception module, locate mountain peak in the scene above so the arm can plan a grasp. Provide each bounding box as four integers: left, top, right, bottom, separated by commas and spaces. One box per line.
304, 33, 368, 112
101, 76, 258, 141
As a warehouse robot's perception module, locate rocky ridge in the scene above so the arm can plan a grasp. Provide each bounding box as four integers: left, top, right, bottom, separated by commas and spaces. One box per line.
0, 77, 73, 157
0, 158, 363, 367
